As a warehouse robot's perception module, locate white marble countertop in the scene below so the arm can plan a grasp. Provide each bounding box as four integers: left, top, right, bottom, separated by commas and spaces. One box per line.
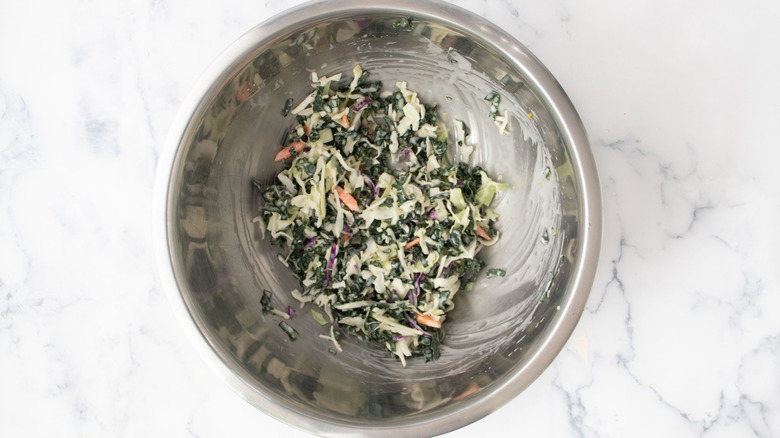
2, 0, 779, 436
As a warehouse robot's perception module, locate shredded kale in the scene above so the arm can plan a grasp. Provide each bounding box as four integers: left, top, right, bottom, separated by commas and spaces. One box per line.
281, 97, 293, 116
484, 91, 502, 120
485, 268, 506, 278
260, 289, 273, 312
420, 329, 442, 362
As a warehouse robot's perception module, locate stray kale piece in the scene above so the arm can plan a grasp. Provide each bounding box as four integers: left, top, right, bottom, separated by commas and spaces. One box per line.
312, 88, 325, 112
357, 70, 371, 86
484, 92, 502, 120
260, 289, 273, 312
279, 321, 299, 340
485, 268, 506, 278
281, 98, 293, 116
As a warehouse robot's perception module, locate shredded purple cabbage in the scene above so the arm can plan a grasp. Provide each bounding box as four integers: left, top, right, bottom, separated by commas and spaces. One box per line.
397, 148, 412, 165
352, 98, 371, 112
304, 237, 316, 248
392, 335, 405, 341
323, 242, 337, 287
342, 223, 353, 236
410, 273, 426, 306
362, 175, 377, 198
287, 306, 294, 318
327, 243, 337, 270
439, 261, 454, 278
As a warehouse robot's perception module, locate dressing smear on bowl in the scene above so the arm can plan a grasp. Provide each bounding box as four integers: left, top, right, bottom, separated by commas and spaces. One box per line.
253, 65, 507, 366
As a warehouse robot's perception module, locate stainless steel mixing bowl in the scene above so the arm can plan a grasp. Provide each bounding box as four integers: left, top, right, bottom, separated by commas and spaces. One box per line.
153, 0, 601, 435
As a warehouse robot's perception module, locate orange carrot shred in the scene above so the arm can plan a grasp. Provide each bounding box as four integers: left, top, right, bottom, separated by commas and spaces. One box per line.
475, 225, 492, 240
415, 313, 441, 329
341, 113, 349, 128
274, 147, 291, 161
334, 186, 359, 211
403, 238, 421, 250
290, 141, 306, 152
273, 142, 306, 162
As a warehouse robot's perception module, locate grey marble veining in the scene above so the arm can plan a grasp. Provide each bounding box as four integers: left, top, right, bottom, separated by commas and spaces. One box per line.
1, 0, 779, 436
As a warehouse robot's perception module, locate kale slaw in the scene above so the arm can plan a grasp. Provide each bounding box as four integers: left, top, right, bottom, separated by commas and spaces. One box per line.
254, 65, 507, 365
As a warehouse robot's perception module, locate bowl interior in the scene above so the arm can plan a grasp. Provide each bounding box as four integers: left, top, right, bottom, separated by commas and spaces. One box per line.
163, 3, 593, 435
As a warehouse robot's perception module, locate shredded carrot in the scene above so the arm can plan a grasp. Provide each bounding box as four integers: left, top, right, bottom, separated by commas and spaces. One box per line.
475, 224, 492, 240
341, 233, 351, 243
415, 313, 441, 329
341, 113, 349, 128
334, 186, 359, 211
274, 147, 291, 161
273, 141, 306, 161
303, 124, 310, 135
237, 81, 253, 102
403, 238, 420, 250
